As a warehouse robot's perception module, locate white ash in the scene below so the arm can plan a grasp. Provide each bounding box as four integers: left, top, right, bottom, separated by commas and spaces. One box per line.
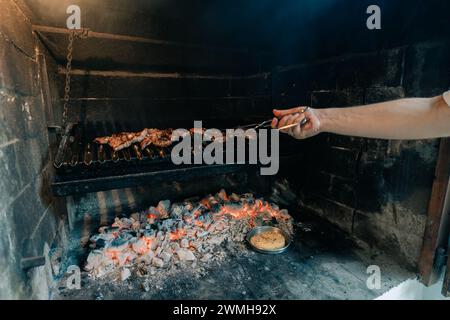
84, 190, 294, 284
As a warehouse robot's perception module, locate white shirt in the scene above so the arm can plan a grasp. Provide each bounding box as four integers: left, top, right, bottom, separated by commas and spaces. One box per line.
444, 90, 450, 107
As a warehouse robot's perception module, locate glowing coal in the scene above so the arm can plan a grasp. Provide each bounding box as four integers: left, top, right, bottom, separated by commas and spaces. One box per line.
85, 190, 294, 280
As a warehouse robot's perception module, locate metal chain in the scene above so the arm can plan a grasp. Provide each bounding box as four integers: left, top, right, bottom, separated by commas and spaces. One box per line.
62, 28, 90, 129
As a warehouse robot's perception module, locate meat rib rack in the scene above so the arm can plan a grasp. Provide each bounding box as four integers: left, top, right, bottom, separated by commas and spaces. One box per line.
51, 122, 254, 196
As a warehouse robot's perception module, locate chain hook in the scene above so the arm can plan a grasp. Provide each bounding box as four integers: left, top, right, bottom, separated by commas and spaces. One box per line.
62, 28, 89, 129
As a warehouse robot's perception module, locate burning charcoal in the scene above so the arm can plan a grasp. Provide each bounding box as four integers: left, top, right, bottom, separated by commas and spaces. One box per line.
131, 220, 140, 231
242, 193, 254, 200
120, 268, 131, 281
200, 253, 213, 262
209, 235, 226, 245
217, 189, 228, 201
186, 228, 196, 238
131, 238, 148, 254
152, 257, 165, 268
215, 221, 226, 231
130, 213, 140, 221
170, 205, 184, 219
90, 232, 115, 243
143, 229, 155, 237
190, 241, 203, 252
145, 206, 160, 224
85, 250, 106, 271
150, 237, 160, 251
156, 200, 171, 219
176, 248, 196, 261
177, 221, 185, 229
208, 202, 221, 213
277, 209, 290, 220
92, 238, 106, 249
98, 226, 109, 233
183, 201, 194, 212
160, 251, 172, 263
197, 231, 209, 238
112, 217, 133, 230
206, 196, 218, 209
180, 238, 189, 248
84, 190, 295, 285
117, 251, 137, 266
171, 242, 181, 252
109, 232, 132, 249
270, 203, 280, 211
108, 240, 129, 253
160, 218, 175, 232
164, 246, 173, 255
230, 193, 240, 202
254, 199, 263, 210
138, 251, 154, 264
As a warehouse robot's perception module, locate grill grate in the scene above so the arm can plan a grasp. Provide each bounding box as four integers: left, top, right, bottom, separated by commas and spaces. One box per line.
54, 123, 173, 173
51, 122, 259, 196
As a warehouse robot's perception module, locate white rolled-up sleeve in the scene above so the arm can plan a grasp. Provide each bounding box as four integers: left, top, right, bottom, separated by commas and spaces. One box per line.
443, 90, 450, 107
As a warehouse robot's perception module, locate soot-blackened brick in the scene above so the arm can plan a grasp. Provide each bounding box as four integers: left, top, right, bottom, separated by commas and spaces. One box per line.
311, 89, 363, 109
355, 155, 388, 213
353, 211, 403, 256
329, 175, 356, 208
403, 41, 450, 97
319, 147, 359, 180
328, 135, 365, 151
335, 48, 404, 89
302, 192, 354, 234
305, 171, 331, 198
239, 75, 271, 97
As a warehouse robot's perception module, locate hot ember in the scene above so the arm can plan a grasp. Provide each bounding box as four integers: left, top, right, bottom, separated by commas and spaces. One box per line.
85, 190, 293, 281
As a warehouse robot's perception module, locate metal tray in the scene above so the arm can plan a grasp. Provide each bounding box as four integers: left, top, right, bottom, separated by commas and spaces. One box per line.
246, 226, 291, 254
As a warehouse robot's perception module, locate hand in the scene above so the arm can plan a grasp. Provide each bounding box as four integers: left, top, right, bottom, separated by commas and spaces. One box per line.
271, 106, 322, 139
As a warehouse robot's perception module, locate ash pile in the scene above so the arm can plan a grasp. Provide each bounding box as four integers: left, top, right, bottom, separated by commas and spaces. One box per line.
84, 190, 294, 286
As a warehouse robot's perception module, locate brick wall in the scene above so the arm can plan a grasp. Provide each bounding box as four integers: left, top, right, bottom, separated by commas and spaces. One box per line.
0, 0, 67, 299
273, 40, 450, 270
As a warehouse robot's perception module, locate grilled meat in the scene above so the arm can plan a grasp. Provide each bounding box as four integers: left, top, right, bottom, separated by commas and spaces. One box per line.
189, 127, 206, 135
140, 129, 173, 149
94, 126, 231, 152
94, 129, 148, 151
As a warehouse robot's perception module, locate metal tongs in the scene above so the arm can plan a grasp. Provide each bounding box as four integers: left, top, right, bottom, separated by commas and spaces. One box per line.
237, 106, 310, 131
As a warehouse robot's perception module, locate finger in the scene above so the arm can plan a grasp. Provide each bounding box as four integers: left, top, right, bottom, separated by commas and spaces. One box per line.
283, 114, 304, 131
293, 124, 302, 138
288, 127, 296, 137
280, 113, 304, 133
271, 118, 278, 129
278, 115, 293, 132
291, 113, 306, 125
303, 121, 314, 131
273, 106, 306, 118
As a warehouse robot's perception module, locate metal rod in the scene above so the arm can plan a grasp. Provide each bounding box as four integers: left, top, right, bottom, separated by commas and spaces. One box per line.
32, 25, 271, 55
20, 256, 46, 270
56, 66, 270, 80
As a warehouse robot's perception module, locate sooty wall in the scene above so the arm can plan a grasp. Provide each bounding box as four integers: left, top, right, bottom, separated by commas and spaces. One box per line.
0, 0, 67, 299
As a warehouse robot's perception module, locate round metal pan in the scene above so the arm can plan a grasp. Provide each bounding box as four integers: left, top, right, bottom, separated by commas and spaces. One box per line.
246, 226, 291, 254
